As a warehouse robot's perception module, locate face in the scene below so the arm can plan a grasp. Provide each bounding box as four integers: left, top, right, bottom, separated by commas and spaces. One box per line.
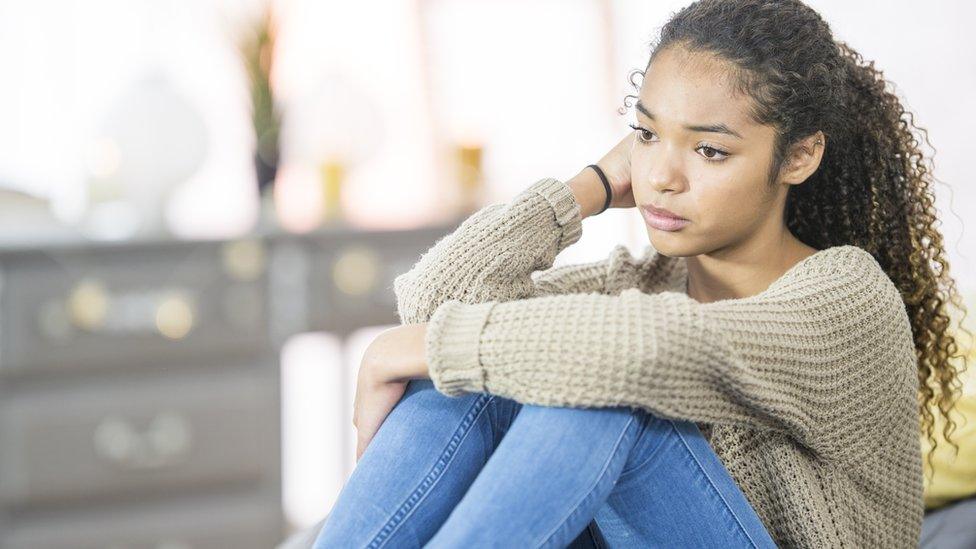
630, 46, 786, 256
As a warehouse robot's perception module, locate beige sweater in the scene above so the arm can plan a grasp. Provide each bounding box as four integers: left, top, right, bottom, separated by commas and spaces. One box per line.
394, 177, 925, 548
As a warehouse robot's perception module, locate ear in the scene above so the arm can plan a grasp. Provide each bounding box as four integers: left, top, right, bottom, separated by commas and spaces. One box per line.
778, 131, 826, 186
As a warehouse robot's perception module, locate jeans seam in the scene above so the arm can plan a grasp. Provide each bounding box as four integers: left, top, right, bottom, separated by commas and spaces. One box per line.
617, 413, 668, 480
671, 420, 764, 548
536, 414, 636, 549
365, 392, 494, 549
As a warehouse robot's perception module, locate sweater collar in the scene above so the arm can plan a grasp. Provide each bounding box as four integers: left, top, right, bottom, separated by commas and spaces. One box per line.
659, 245, 859, 299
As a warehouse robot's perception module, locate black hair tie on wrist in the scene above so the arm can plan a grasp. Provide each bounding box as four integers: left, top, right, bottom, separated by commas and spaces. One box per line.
587, 164, 613, 215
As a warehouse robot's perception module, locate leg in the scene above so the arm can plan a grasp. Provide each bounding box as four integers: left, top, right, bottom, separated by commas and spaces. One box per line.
313, 379, 520, 548
593, 414, 777, 548
426, 403, 642, 548
426, 405, 777, 548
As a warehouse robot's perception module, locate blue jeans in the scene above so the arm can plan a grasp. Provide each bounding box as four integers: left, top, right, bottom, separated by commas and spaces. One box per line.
313, 379, 777, 548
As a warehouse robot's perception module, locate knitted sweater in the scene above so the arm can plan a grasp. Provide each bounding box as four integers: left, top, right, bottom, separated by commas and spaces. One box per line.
393, 177, 925, 548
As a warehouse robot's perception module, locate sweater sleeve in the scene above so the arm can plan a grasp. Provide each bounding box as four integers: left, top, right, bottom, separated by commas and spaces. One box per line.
394, 177, 606, 325
424, 246, 917, 464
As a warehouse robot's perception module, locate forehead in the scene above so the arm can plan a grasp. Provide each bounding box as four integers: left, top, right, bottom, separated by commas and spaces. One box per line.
638, 47, 756, 131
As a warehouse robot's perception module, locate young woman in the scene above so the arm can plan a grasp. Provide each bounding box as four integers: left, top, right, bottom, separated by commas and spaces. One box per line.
313, 0, 971, 546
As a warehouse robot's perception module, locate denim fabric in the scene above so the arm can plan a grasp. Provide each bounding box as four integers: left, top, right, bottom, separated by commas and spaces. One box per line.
313, 379, 777, 548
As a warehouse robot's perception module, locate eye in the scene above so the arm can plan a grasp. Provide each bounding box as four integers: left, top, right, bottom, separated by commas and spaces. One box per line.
628, 123, 656, 144
628, 124, 731, 163
697, 145, 730, 162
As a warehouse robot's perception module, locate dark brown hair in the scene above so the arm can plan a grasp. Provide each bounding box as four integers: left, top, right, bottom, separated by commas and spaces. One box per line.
621, 0, 972, 481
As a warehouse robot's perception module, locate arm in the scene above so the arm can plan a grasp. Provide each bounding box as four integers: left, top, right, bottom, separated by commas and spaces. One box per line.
424, 245, 918, 464
394, 172, 611, 326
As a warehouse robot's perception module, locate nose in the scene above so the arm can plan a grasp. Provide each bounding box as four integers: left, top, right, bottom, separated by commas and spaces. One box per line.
644, 144, 687, 194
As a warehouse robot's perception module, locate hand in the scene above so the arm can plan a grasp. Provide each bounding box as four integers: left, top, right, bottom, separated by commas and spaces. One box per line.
353, 363, 408, 462
594, 131, 638, 210
353, 323, 429, 462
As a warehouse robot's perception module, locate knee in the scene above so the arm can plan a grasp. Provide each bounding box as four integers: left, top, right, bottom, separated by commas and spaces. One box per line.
395, 379, 493, 421
404, 378, 484, 405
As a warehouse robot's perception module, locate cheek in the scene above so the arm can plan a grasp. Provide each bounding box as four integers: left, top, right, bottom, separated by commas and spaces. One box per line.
694, 178, 760, 229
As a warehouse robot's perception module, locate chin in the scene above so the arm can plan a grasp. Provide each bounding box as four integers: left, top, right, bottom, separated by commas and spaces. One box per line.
646, 227, 674, 249
645, 228, 695, 258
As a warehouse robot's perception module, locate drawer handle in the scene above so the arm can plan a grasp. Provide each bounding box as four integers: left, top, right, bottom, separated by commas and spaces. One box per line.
92, 411, 193, 470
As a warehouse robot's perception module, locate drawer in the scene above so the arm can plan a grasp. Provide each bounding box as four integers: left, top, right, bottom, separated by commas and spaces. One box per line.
0, 367, 279, 509
2, 492, 283, 549
0, 238, 270, 376
303, 226, 452, 333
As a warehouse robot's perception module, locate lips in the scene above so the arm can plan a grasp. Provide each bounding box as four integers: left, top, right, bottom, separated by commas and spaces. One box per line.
641, 204, 687, 220
640, 204, 690, 232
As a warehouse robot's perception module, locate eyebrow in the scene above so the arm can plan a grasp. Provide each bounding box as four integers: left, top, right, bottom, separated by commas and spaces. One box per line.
635, 100, 743, 139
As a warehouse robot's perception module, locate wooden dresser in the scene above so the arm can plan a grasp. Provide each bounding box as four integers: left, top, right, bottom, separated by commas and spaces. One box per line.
0, 222, 452, 548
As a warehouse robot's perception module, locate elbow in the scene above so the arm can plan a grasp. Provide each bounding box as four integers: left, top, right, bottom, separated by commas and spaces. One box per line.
393, 272, 429, 324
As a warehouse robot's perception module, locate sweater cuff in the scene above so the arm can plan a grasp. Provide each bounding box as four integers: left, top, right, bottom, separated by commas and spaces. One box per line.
524, 177, 583, 250
425, 300, 496, 396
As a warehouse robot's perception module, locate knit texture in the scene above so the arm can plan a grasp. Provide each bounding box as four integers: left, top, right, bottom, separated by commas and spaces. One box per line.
394, 177, 925, 548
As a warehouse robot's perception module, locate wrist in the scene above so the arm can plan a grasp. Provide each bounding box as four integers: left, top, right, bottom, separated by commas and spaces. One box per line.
566, 167, 607, 219
368, 324, 430, 383
392, 323, 430, 382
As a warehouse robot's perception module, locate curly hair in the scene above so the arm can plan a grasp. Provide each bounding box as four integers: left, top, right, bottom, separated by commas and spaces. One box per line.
620, 0, 973, 482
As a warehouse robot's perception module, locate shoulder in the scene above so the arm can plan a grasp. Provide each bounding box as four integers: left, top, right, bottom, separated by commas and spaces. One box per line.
776, 244, 877, 276
774, 244, 910, 333
774, 245, 897, 295
812, 244, 884, 273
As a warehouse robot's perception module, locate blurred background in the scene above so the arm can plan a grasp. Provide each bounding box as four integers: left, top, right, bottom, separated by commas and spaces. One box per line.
0, 0, 972, 546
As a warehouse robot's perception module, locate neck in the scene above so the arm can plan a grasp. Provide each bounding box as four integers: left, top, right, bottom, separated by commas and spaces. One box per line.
684, 231, 817, 304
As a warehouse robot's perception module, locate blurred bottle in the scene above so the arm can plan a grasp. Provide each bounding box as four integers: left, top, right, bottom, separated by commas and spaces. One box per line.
321, 156, 345, 224
455, 141, 484, 217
